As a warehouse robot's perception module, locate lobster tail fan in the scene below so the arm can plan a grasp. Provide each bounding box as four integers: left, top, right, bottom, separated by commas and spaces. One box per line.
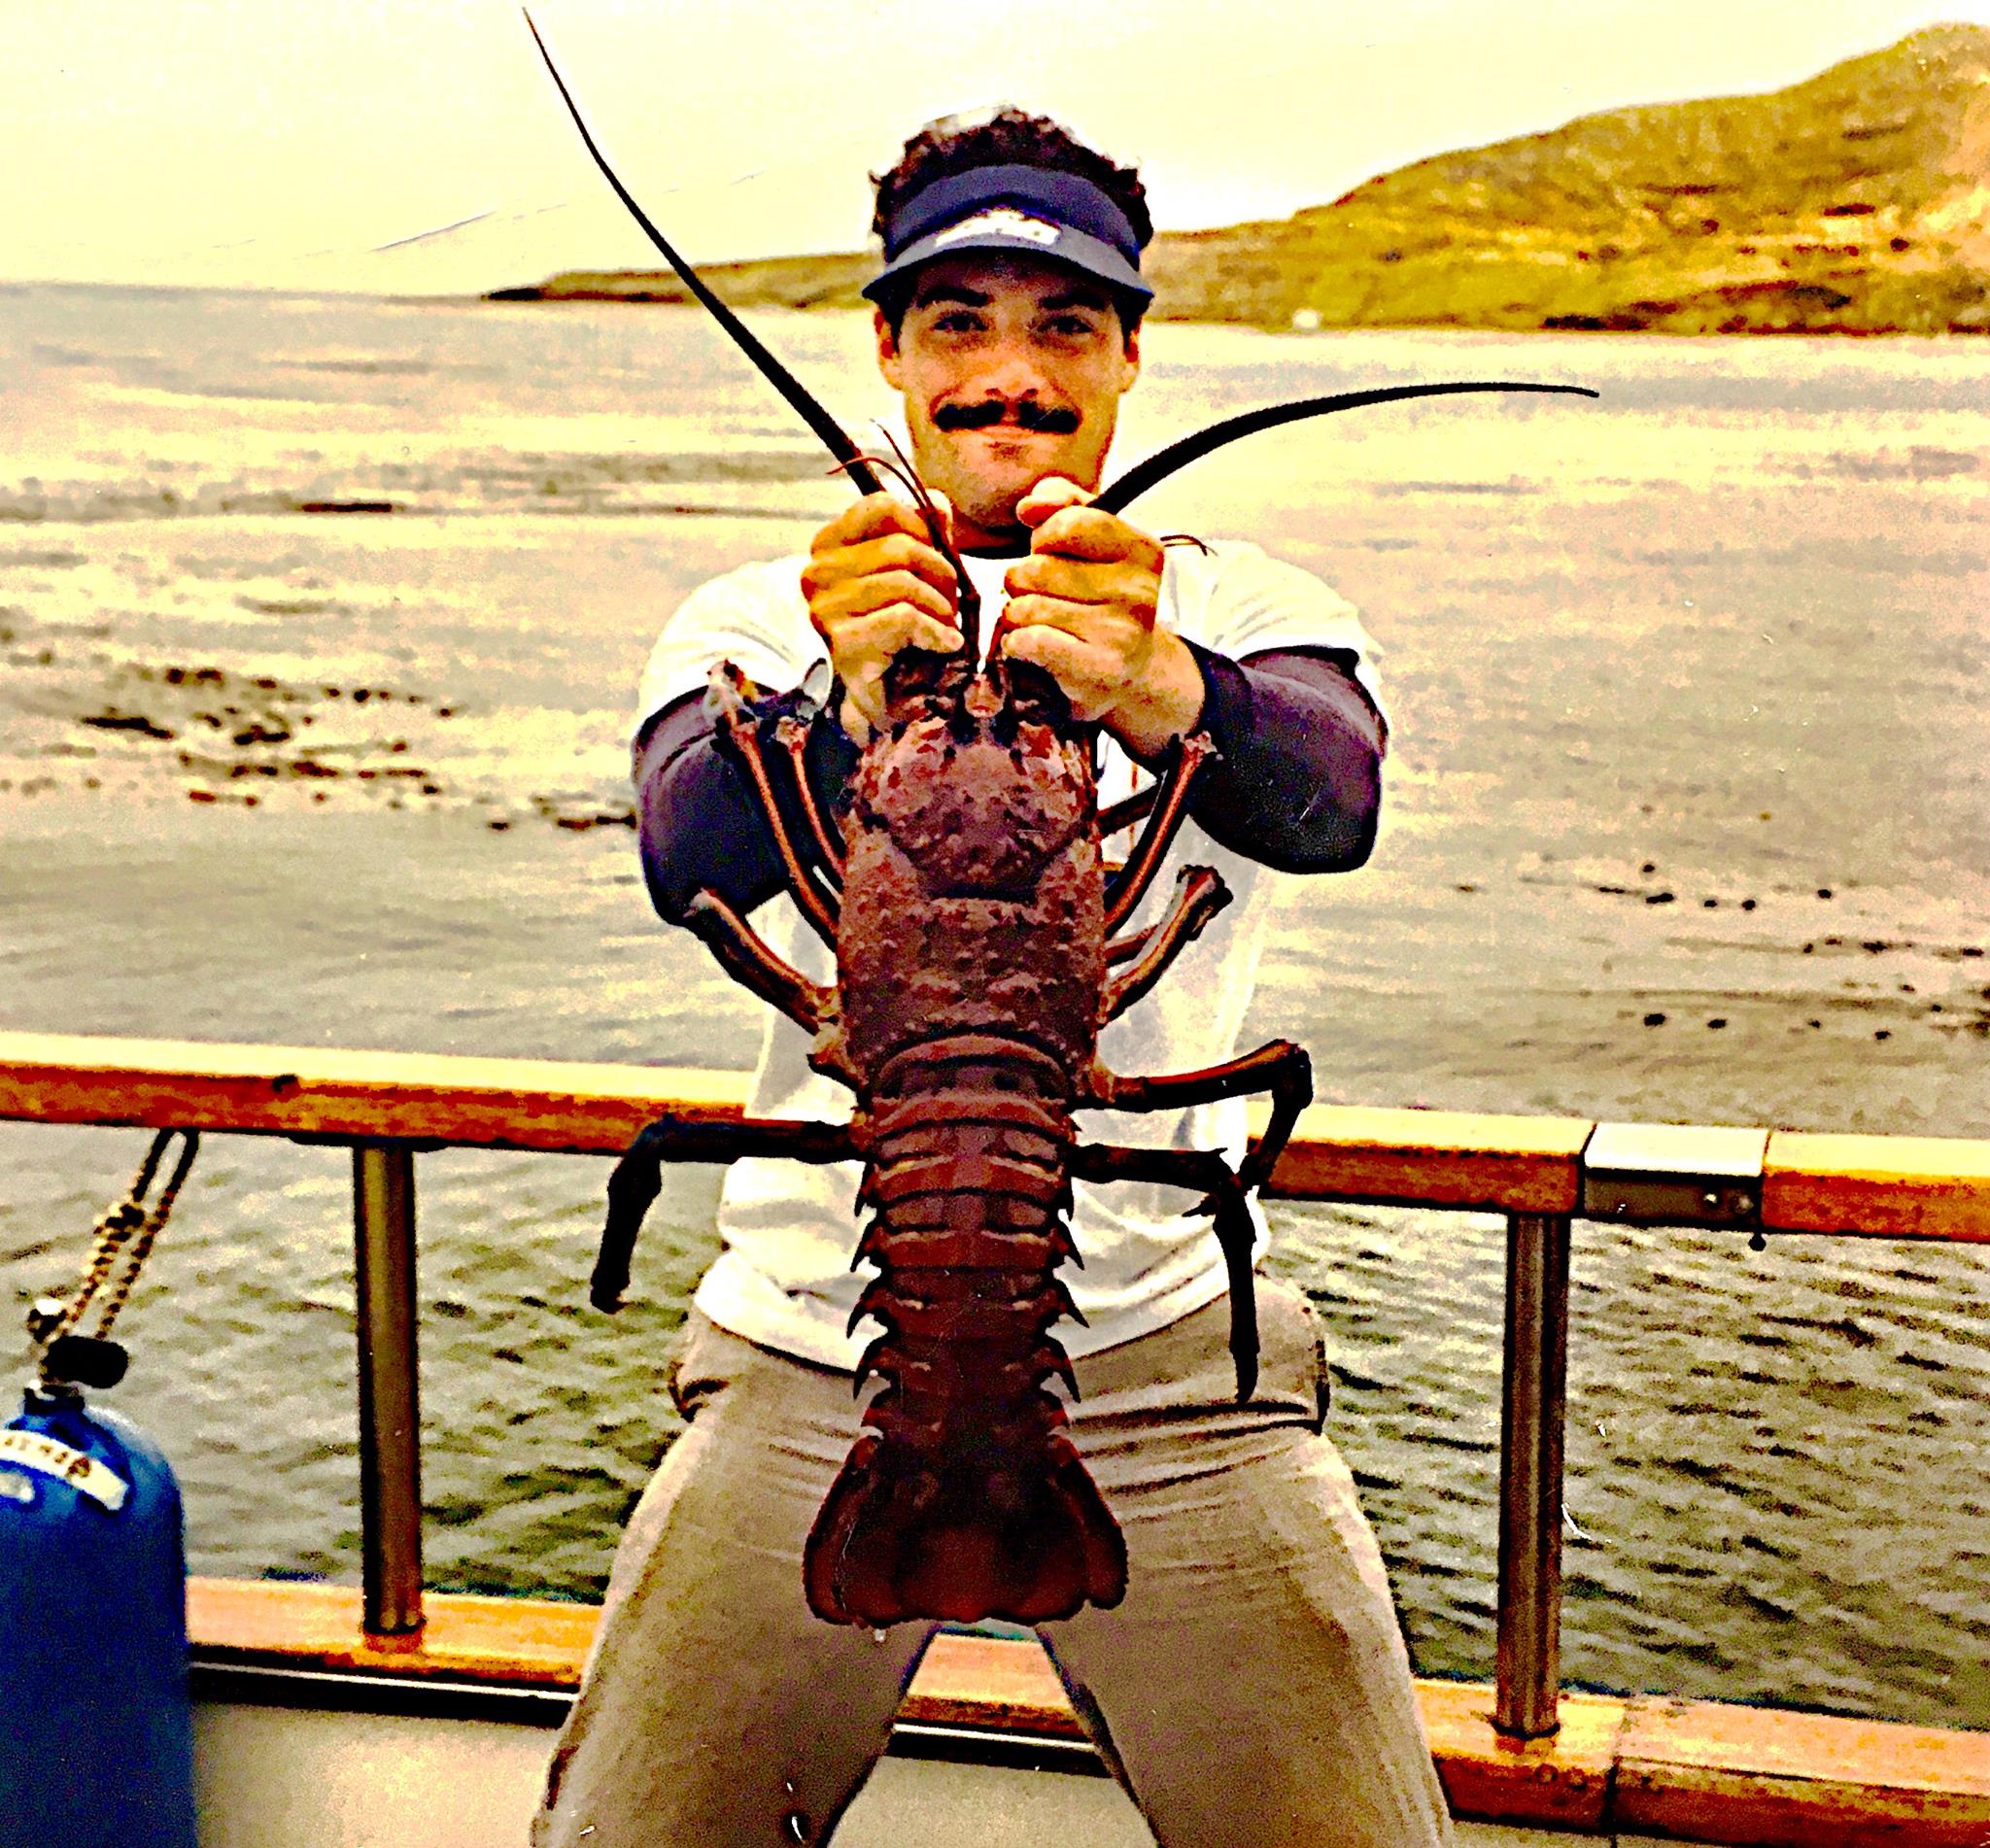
803, 1422, 1126, 1626
1043, 1433, 1129, 1610
802, 1432, 883, 1624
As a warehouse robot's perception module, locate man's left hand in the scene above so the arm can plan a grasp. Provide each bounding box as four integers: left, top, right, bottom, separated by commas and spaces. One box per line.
998, 477, 1205, 760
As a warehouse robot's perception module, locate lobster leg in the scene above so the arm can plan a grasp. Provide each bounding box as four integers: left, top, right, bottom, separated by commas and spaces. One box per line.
1089, 1040, 1314, 1195
1102, 733, 1218, 932
1070, 1142, 1260, 1401
1097, 787, 1155, 916
595, 1116, 856, 1312
707, 664, 841, 948
1095, 782, 1158, 844
1104, 851, 1215, 967
1105, 923, 1152, 966
774, 714, 845, 889
682, 890, 830, 1033
1099, 867, 1231, 1021
1076, 1041, 1316, 1400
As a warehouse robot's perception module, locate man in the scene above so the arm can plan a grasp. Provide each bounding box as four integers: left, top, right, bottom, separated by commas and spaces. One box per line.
534, 110, 1452, 1848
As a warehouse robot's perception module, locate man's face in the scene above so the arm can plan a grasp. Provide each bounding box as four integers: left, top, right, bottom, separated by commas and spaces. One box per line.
875, 254, 1141, 546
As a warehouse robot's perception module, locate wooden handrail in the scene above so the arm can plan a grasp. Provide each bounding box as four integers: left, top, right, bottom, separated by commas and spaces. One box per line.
4, 1029, 1988, 1239
12, 1027, 1986, 1768
0, 1031, 749, 1154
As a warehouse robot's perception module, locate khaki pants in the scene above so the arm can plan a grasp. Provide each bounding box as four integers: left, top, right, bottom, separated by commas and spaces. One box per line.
532, 1281, 1453, 1847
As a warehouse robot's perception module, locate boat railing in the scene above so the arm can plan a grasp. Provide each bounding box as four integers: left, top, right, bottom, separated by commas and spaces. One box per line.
2, 1028, 1985, 1743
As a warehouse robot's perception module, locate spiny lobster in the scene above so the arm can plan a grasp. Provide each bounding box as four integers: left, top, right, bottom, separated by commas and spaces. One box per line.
598, 442, 1313, 1626
524, 10, 1595, 1628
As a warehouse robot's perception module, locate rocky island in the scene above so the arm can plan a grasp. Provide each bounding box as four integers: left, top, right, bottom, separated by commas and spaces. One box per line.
492, 25, 1990, 335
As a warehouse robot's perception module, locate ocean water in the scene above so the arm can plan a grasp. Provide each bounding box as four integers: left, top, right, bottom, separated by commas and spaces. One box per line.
0, 283, 1984, 1727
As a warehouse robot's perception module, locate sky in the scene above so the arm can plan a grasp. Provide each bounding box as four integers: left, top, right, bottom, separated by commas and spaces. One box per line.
6, 0, 1986, 297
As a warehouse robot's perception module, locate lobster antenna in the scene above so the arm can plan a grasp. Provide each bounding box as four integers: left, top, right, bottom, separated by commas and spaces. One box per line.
1096, 381, 1597, 516
521, 10, 885, 497
873, 425, 980, 659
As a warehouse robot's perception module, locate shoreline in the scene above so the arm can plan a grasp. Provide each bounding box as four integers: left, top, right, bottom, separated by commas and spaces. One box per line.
483, 275, 1990, 340
4, 275, 1981, 339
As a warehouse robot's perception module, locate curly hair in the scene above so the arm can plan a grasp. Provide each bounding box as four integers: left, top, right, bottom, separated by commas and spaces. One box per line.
870, 108, 1150, 329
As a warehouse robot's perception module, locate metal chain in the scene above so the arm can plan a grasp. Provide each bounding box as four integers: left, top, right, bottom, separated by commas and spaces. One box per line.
88, 1130, 199, 1340
47, 1128, 201, 1345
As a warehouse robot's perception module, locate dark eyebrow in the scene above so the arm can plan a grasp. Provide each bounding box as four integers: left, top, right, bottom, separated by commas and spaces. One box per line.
909, 281, 1112, 314
1040, 288, 1112, 313
910, 282, 992, 310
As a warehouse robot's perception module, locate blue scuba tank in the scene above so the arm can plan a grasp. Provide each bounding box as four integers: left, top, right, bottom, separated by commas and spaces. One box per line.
0, 1384, 198, 1848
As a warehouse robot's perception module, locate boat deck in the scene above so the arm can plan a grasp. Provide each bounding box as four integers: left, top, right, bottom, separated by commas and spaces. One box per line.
183, 1579, 1990, 1848
191, 1699, 1721, 1848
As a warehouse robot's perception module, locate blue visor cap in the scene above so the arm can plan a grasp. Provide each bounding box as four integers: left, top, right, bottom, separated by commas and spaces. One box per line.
863, 164, 1153, 311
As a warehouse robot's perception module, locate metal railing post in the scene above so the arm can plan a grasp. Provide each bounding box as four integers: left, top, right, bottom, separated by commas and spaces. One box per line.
353, 1142, 424, 1635
1493, 1211, 1569, 1737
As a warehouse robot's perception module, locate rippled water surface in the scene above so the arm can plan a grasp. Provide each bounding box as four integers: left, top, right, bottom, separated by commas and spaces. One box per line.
1, 285, 1984, 1727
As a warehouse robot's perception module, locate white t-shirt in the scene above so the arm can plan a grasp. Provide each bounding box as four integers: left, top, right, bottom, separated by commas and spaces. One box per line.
635, 540, 1379, 1372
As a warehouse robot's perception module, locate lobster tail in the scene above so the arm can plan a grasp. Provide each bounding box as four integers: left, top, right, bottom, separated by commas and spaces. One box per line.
804, 1038, 1126, 1627
805, 1407, 1125, 1627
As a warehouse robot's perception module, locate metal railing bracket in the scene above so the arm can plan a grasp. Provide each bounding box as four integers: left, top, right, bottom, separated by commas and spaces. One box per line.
1582, 1122, 1767, 1229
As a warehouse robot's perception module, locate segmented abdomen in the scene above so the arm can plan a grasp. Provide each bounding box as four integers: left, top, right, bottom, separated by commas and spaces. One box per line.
802, 1035, 1126, 1626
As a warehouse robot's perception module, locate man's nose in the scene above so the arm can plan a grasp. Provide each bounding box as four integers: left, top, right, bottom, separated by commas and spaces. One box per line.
967, 336, 1050, 402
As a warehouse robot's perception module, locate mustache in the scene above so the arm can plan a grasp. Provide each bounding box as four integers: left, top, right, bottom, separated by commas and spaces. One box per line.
932, 398, 1081, 435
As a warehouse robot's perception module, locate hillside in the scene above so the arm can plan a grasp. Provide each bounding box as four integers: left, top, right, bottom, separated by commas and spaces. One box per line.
494, 25, 1990, 334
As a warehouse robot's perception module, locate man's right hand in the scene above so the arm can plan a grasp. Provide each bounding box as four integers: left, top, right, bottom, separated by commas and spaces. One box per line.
801, 492, 965, 742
